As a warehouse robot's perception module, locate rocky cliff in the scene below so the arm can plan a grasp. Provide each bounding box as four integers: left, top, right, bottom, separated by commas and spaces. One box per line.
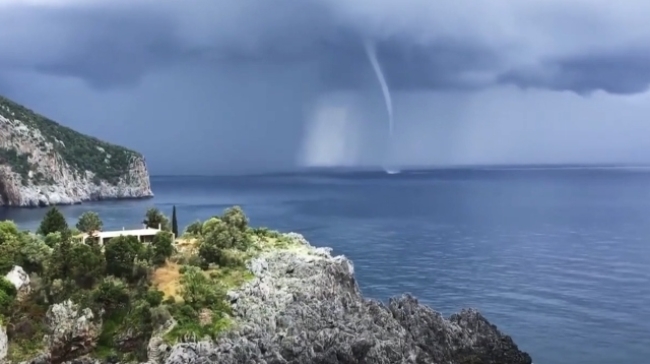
4, 232, 532, 364
162, 233, 533, 364
0, 96, 153, 207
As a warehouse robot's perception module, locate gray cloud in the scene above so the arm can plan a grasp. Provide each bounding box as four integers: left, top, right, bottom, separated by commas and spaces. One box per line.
2, 0, 650, 94
2, 0, 650, 174
500, 49, 650, 95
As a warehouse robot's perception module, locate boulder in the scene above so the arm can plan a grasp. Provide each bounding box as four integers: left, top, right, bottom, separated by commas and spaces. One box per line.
43, 300, 100, 364
4, 266, 29, 294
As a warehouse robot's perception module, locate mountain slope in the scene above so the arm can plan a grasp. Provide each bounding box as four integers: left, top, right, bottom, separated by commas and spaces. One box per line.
0, 95, 153, 207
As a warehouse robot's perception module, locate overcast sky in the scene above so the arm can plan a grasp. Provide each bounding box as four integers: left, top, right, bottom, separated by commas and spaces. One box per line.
2, 0, 650, 174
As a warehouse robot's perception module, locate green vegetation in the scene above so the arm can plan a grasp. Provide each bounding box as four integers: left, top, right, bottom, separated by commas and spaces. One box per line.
37, 207, 68, 236
76, 211, 103, 234
0, 205, 296, 362
0, 148, 32, 185
0, 95, 139, 184
143, 207, 170, 231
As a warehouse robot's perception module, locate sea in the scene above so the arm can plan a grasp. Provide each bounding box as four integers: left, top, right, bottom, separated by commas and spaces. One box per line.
1, 166, 649, 364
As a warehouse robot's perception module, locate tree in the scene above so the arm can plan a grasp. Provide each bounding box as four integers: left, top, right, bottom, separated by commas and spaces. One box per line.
76, 211, 103, 234
197, 207, 253, 266
104, 235, 142, 280
0, 221, 20, 246
92, 277, 130, 315
152, 232, 174, 266
37, 207, 68, 236
68, 243, 106, 289
10, 233, 51, 275
46, 236, 73, 281
171, 206, 179, 238
143, 208, 170, 231
0, 222, 24, 274
184, 220, 203, 236
221, 206, 248, 231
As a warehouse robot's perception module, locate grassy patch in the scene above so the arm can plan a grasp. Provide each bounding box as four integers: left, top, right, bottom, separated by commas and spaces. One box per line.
164, 311, 232, 343
7, 337, 45, 362
152, 262, 183, 301
208, 265, 255, 289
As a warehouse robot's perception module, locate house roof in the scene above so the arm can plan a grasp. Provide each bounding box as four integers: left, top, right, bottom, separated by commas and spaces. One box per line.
82, 227, 163, 239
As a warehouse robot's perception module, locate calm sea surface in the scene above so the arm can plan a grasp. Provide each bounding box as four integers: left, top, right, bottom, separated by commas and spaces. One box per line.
2, 168, 649, 364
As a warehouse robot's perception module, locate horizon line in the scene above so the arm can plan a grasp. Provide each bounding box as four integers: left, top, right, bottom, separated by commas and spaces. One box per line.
150, 162, 650, 178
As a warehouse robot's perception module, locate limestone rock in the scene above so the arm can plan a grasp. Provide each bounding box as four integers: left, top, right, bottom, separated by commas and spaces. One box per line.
43, 301, 100, 364
4, 266, 29, 294
0, 325, 7, 364
161, 233, 533, 364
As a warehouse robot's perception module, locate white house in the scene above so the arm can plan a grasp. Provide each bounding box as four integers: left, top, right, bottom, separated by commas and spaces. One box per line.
81, 224, 175, 245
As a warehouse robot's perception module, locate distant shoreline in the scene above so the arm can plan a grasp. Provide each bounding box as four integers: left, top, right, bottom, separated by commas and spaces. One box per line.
0, 194, 154, 210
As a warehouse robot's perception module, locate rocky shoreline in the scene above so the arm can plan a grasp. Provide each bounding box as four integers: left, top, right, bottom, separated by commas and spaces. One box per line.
2, 232, 532, 364
162, 233, 532, 364
3, 155, 154, 208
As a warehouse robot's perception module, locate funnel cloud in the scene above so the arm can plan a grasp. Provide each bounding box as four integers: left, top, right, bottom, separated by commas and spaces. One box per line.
1, 0, 650, 173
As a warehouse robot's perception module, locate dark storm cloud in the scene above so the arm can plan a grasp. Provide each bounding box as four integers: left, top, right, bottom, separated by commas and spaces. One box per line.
2, 0, 650, 95
499, 49, 650, 95
319, 39, 502, 91
0, 3, 185, 89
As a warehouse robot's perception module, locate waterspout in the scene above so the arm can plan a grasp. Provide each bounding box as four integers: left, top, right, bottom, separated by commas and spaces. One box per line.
363, 39, 399, 174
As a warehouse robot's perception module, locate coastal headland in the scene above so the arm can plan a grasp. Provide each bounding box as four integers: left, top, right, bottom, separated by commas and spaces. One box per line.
0, 95, 153, 207
0, 206, 532, 364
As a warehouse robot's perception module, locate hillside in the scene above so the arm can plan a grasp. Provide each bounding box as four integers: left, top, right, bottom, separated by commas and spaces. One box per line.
0, 206, 532, 364
0, 95, 152, 206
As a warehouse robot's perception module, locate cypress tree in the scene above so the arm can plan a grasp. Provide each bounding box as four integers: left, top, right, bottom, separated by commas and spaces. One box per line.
171, 205, 179, 238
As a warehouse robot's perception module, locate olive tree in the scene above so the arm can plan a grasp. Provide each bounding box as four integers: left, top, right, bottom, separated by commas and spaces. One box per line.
143, 208, 170, 231
76, 211, 103, 234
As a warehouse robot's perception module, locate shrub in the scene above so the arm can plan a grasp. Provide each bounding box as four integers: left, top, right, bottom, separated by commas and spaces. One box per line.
43, 232, 62, 248
14, 234, 52, 275
184, 220, 203, 236
152, 232, 174, 266
179, 267, 228, 312
0, 277, 17, 298
104, 235, 142, 280
131, 258, 152, 283
145, 290, 164, 308
0, 221, 21, 245
68, 243, 106, 289
221, 206, 248, 231
198, 226, 250, 266
92, 277, 130, 315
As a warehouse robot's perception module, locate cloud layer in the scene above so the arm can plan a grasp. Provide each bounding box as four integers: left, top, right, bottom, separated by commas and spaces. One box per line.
2, 0, 650, 173
3, 0, 650, 94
